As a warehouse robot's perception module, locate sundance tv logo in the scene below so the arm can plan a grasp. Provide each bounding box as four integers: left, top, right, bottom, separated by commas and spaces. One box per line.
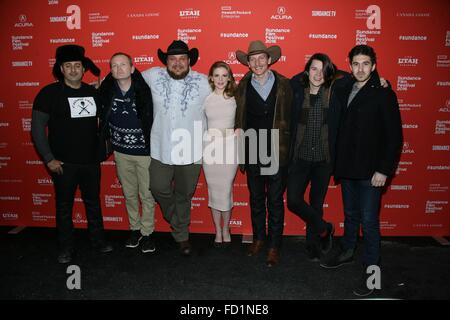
271, 6, 292, 20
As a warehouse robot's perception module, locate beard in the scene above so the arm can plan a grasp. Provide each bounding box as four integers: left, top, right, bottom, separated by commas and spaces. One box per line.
167, 68, 189, 80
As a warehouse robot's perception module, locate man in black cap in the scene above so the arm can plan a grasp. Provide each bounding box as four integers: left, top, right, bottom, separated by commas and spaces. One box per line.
142, 40, 211, 255
31, 44, 112, 264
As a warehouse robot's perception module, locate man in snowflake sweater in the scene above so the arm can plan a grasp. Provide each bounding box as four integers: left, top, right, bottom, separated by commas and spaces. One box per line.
98, 52, 155, 254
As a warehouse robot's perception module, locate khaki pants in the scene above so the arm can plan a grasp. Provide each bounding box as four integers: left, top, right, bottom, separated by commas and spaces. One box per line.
149, 158, 201, 242
114, 151, 155, 236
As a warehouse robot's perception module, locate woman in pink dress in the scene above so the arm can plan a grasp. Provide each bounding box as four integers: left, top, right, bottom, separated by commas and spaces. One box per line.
203, 61, 238, 247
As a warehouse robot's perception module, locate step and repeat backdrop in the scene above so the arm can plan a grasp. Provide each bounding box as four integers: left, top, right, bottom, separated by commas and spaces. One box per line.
0, 0, 449, 236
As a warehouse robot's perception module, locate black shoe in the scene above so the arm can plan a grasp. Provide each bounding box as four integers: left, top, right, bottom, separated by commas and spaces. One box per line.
179, 240, 192, 256
125, 230, 143, 248
141, 235, 156, 253
306, 245, 321, 262
57, 248, 73, 264
320, 248, 354, 269
94, 242, 113, 253
320, 223, 334, 254
353, 272, 375, 297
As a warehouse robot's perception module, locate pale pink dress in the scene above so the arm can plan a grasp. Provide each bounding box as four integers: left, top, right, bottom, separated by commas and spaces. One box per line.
202, 92, 238, 211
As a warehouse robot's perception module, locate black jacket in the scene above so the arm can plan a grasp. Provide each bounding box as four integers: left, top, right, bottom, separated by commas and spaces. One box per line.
98, 68, 153, 149
289, 70, 351, 169
334, 70, 403, 180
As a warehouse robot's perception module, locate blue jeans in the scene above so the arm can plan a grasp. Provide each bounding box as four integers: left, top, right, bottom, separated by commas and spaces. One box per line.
341, 179, 382, 266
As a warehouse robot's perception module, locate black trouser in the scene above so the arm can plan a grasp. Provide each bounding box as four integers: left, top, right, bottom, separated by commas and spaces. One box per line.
287, 159, 331, 248
246, 165, 287, 249
52, 162, 105, 250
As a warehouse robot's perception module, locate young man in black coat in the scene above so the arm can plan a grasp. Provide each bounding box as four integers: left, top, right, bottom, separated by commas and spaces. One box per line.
321, 45, 403, 297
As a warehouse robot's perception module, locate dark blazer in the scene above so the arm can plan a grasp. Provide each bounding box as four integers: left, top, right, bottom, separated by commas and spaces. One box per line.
289, 70, 351, 169
98, 68, 153, 149
235, 70, 293, 167
334, 70, 403, 180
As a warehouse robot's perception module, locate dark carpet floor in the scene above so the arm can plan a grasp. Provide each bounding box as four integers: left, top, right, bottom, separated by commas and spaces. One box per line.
1, 226, 449, 300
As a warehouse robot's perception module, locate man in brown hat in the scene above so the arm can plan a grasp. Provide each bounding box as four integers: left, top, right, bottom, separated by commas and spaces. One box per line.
142, 40, 211, 256
235, 40, 293, 267
31, 44, 112, 264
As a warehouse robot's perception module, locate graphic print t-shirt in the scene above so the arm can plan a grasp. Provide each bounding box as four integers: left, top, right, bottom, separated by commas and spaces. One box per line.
33, 82, 100, 164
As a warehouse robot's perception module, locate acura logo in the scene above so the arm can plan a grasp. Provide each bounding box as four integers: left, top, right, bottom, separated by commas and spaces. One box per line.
277, 6, 286, 15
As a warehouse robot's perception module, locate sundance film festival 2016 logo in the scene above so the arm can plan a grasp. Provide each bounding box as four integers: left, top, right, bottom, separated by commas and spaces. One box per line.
11, 35, 32, 51
92, 32, 114, 48
266, 28, 290, 44
0, 156, 10, 169
178, 28, 201, 43
22, 118, 31, 131
271, 6, 292, 20
397, 76, 421, 91
172, 121, 280, 175
435, 120, 450, 135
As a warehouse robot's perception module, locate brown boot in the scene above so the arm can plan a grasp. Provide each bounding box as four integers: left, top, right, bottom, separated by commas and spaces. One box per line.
247, 240, 264, 257
266, 248, 280, 267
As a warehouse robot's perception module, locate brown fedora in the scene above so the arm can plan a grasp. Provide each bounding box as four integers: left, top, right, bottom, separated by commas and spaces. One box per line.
236, 40, 281, 66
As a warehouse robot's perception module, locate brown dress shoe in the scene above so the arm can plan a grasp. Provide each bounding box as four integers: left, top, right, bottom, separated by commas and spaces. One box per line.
266, 248, 280, 267
179, 240, 192, 256
247, 240, 264, 257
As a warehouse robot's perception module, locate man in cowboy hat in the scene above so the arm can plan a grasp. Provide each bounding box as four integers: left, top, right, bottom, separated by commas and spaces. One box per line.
31, 44, 112, 264
234, 40, 293, 267
142, 40, 211, 256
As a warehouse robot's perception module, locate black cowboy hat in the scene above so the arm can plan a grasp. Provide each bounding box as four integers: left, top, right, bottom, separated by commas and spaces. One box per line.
52, 44, 100, 80
157, 40, 199, 66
